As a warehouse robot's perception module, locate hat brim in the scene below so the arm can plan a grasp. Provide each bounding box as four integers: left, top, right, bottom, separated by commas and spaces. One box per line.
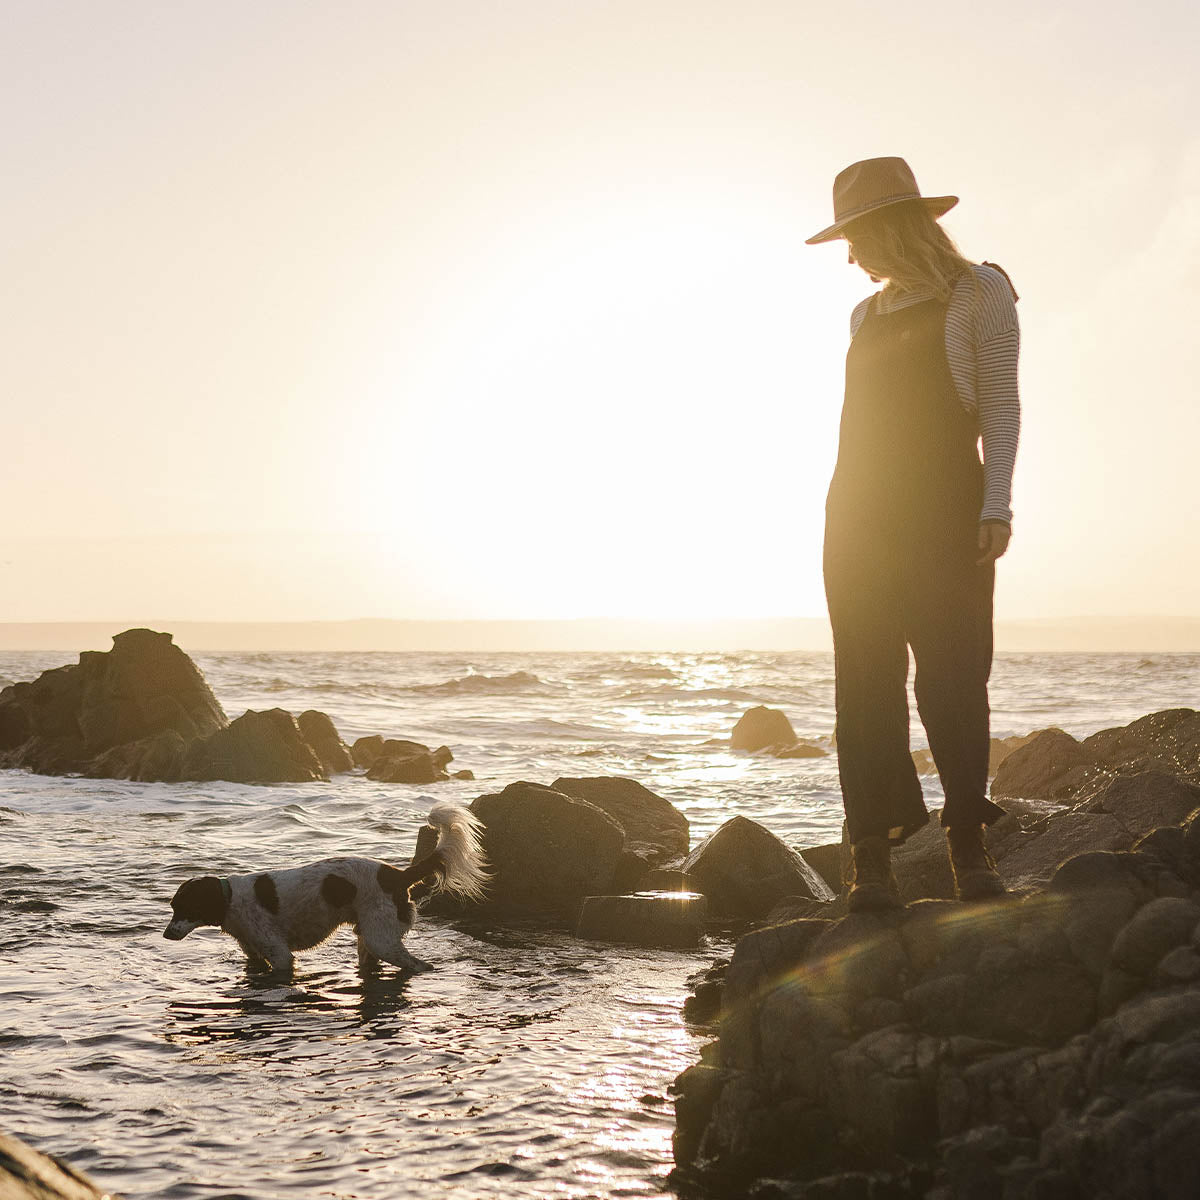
805, 194, 959, 245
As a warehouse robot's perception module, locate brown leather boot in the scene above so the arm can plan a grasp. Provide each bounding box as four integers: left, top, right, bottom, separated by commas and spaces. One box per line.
947, 824, 1007, 900
847, 835, 902, 912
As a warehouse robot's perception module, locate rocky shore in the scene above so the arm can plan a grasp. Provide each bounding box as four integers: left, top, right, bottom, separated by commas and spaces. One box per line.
672, 713, 1200, 1199
6, 633, 1200, 1197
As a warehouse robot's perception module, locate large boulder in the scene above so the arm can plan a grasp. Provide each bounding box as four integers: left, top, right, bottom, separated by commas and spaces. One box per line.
991, 727, 1097, 800
181, 708, 326, 783
992, 709, 1200, 807
417, 781, 626, 916
297, 710, 354, 774
683, 816, 833, 918
731, 706, 797, 752
0, 1128, 120, 1199
0, 628, 227, 775
551, 776, 689, 869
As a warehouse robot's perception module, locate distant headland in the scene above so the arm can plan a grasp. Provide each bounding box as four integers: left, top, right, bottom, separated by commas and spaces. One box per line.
1, 617, 1198, 653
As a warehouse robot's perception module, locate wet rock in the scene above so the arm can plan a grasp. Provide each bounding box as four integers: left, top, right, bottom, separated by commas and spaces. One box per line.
911, 732, 1038, 778
576, 891, 707, 948
181, 708, 326, 783
684, 816, 833, 918
419, 781, 625, 916
297, 710, 354, 774
367, 750, 448, 784
991, 728, 1097, 800
88, 729, 188, 782
350, 734, 384, 767
366, 740, 454, 784
0, 628, 227, 776
732, 706, 797, 752
0, 1128, 120, 1198
551, 776, 689, 868
773, 741, 828, 759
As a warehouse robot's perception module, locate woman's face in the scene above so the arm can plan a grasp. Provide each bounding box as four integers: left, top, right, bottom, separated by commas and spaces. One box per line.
844, 223, 889, 282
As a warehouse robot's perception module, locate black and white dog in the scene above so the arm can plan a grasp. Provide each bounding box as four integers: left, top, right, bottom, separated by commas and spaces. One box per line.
164, 802, 488, 974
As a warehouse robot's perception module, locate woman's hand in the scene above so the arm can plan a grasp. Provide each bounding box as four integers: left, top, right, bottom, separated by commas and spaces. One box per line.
976, 522, 1011, 565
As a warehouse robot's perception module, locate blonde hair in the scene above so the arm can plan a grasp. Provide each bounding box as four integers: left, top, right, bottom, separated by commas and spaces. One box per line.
844, 201, 976, 301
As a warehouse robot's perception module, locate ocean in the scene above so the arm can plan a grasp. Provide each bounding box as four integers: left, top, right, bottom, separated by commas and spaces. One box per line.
2, 648, 1198, 1198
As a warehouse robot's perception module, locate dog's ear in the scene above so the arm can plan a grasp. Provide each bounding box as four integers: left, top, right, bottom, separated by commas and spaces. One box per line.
377, 854, 445, 907
170, 875, 228, 925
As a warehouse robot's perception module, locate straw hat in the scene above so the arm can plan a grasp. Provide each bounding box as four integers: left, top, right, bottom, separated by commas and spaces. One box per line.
805, 156, 958, 245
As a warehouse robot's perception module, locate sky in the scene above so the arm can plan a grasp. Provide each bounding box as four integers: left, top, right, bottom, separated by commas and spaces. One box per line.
4, 0, 1199, 629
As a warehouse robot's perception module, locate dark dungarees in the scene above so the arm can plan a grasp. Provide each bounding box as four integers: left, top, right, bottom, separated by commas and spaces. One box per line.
823, 294, 1006, 845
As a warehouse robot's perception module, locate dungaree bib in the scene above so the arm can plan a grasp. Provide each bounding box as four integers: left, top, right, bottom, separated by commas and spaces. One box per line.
824, 294, 1006, 844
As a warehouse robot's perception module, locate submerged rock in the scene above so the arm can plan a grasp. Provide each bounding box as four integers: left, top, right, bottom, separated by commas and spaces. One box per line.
684, 816, 833, 917
576, 891, 707, 948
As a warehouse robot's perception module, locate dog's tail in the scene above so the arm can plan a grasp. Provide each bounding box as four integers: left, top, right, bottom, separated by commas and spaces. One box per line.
420, 802, 490, 902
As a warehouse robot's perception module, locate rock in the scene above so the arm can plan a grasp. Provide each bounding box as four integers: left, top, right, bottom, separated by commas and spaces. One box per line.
575, 891, 708, 948
1109, 897, 1200, 977
773, 741, 828, 759
991, 727, 1097, 800
641, 867, 699, 892
1083, 771, 1200, 836
912, 733, 1038, 778
181, 708, 326, 783
684, 816, 833, 918
365, 739, 454, 783
0, 628, 227, 776
297, 710, 354, 774
996, 772, 1200, 892
88, 729, 188, 782
799, 843, 843, 895
452, 769, 475, 781
418, 781, 625, 916
0, 1128, 120, 1198
993, 812, 1131, 890
732, 706, 797, 752
367, 750, 448, 784
551, 776, 689, 867
350, 734, 384, 767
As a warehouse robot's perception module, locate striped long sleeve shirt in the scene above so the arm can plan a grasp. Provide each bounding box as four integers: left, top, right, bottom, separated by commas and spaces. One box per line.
849, 263, 1020, 526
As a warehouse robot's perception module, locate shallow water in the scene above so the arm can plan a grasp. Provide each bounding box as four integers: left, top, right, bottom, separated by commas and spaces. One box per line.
1, 649, 1197, 1197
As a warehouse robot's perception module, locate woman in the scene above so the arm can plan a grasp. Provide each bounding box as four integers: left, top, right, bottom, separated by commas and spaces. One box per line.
806, 157, 1020, 909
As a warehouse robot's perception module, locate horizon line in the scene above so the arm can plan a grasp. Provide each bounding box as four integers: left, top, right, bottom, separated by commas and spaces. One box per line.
1, 615, 1199, 654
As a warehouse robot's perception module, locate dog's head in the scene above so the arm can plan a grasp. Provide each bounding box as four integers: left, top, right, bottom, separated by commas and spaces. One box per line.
164, 875, 228, 940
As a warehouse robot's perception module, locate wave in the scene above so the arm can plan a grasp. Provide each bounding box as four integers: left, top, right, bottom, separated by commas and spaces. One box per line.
409, 670, 548, 696
621, 685, 772, 704
614, 662, 681, 681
